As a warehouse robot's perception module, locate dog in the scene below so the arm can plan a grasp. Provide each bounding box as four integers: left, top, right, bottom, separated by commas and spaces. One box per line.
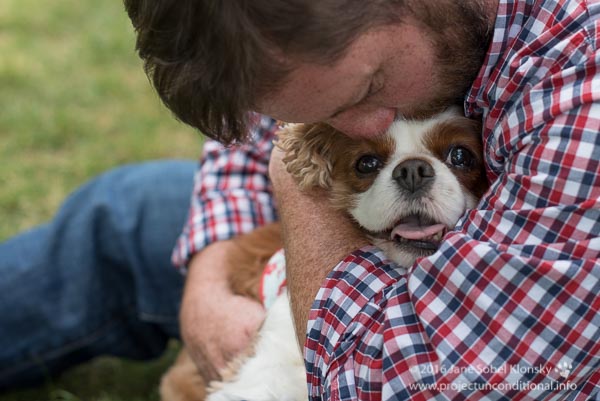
160, 107, 488, 401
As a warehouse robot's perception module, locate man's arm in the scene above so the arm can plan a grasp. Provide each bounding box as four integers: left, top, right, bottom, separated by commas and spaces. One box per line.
174, 114, 278, 369
268, 146, 368, 343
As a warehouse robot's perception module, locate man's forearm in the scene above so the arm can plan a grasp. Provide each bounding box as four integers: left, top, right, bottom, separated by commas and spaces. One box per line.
275, 174, 368, 344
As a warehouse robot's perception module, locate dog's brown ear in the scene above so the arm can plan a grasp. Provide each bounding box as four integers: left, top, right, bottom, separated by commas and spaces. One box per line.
275, 123, 340, 190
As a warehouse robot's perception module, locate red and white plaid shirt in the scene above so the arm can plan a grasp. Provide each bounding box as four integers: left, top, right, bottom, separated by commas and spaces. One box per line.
173, 0, 600, 399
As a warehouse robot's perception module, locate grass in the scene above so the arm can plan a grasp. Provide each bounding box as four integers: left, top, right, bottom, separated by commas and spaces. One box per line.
0, 0, 201, 399
0, 0, 201, 241
1, 343, 180, 401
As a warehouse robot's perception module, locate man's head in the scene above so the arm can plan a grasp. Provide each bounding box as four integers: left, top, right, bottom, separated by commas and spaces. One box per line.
124, 0, 496, 143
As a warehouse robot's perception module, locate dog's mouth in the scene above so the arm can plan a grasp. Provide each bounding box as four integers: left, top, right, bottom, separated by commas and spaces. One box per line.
391, 214, 447, 250
371, 213, 448, 251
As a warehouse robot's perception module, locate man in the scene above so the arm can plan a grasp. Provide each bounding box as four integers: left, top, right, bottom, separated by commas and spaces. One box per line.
131, 0, 598, 399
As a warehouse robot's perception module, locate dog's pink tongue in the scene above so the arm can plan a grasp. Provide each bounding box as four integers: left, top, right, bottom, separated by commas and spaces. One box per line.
391, 222, 446, 241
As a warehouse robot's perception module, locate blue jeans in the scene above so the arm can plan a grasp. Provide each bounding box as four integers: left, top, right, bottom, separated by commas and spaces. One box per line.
0, 160, 196, 389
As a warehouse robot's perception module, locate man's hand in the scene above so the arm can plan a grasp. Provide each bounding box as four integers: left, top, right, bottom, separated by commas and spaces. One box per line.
269, 145, 368, 344
179, 240, 266, 379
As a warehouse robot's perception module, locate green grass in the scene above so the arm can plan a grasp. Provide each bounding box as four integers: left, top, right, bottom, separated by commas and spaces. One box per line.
0, 0, 201, 399
1, 342, 180, 401
0, 0, 201, 241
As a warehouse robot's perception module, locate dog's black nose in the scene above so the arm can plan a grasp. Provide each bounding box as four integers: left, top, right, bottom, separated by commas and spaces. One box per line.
393, 158, 435, 193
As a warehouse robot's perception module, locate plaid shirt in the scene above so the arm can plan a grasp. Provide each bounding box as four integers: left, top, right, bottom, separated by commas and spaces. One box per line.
173, 0, 600, 399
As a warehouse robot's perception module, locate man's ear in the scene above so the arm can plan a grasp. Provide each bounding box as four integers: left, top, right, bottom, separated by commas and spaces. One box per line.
275, 123, 339, 190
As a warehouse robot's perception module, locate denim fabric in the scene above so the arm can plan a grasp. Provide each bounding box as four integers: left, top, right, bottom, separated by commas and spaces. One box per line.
0, 160, 196, 389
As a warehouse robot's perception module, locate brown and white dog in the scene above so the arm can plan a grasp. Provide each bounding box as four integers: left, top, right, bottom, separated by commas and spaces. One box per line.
160, 107, 488, 401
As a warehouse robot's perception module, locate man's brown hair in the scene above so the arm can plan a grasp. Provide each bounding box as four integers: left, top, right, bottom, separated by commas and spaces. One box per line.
123, 0, 403, 144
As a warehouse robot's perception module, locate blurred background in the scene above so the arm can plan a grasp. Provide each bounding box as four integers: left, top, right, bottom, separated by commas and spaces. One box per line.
0, 0, 202, 399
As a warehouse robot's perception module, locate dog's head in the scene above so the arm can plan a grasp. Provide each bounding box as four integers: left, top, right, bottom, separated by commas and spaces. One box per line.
277, 107, 488, 266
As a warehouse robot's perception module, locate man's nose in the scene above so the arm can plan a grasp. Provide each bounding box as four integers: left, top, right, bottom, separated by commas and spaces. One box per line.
327, 106, 396, 139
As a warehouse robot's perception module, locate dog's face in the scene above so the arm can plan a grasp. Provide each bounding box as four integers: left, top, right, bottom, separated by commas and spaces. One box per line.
278, 108, 488, 266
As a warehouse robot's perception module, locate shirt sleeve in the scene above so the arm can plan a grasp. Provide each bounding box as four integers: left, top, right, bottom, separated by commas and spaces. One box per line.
305, 46, 600, 401
171, 114, 279, 271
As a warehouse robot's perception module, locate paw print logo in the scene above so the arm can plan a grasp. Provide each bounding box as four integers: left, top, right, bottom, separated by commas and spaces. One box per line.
554, 361, 573, 379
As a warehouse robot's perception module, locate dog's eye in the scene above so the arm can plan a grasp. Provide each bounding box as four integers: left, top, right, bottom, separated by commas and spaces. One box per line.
355, 155, 383, 175
446, 146, 475, 169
